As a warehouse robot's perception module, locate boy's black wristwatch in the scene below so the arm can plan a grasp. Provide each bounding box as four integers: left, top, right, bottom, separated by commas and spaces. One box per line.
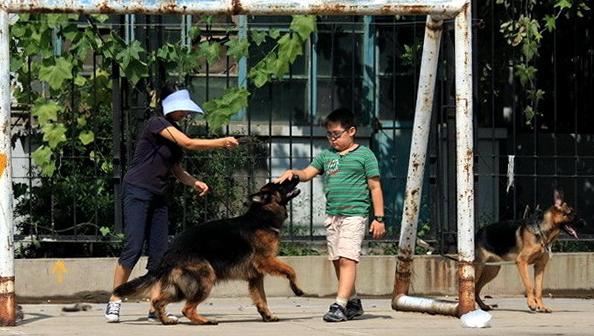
373, 215, 384, 223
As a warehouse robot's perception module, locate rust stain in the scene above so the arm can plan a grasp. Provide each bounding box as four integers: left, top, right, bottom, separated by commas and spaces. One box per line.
393, 254, 413, 297
0, 153, 7, 176
456, 261, 475, 316
426, 18, 443, 32
231, 0, 244, 14
0, 276, 16, 326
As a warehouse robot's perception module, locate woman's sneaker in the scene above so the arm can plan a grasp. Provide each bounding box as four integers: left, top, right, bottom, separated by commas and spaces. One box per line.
104, 300, 122, 323
147, 311, 179, 323
346, 298, 364, 320
322, 303, 348, 322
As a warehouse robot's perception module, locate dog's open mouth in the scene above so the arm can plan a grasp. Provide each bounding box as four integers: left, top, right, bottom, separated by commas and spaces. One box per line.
286, 188, 301, 200
562, 223, 578, 239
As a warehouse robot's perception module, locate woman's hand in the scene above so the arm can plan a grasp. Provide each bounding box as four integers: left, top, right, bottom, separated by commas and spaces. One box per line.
193, 180, 209, 197
220, 137, 239, 149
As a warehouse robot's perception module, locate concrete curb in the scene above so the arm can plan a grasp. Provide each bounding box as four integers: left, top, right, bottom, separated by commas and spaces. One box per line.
15, 253, 594, 301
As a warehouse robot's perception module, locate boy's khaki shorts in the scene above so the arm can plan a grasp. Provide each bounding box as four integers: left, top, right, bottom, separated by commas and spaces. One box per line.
324, 215, 368, 262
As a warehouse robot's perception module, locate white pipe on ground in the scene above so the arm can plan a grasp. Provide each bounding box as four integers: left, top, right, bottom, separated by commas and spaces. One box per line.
393, 295, 458, 316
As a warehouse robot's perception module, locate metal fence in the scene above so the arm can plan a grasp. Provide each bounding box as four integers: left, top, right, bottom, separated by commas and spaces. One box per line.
9, 1, 594, 257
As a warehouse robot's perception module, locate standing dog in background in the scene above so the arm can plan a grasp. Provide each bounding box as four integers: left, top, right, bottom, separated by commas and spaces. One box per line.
113, 177, 304, 325
474, 191, 579, 313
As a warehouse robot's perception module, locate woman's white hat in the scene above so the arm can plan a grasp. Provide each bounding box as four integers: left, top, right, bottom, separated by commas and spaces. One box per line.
162, 89, 204, 116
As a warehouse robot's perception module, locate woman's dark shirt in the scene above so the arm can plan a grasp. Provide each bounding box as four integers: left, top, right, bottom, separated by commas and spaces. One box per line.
123, 116, 183, 194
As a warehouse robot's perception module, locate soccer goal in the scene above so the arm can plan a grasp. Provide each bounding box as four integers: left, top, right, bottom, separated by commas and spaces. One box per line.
0, 0, 474, 325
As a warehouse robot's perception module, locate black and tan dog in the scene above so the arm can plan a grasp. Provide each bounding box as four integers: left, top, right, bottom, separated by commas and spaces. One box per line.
113, 177, 304, 325
474, 191, 579, 313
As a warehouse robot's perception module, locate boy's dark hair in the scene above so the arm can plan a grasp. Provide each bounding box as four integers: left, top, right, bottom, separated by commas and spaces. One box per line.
324, 108, 356, 130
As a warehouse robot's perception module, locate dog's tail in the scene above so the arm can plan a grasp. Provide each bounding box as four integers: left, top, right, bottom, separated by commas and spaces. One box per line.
113, 271, 157, 298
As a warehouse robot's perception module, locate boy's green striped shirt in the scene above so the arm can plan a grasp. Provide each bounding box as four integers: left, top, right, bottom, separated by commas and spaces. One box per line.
310, 145, 380, 216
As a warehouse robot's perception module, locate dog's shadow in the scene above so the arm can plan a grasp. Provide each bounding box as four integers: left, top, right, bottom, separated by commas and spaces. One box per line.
124, 313, 393, 325
17, 312, 54, 326
491, 308, 584, 314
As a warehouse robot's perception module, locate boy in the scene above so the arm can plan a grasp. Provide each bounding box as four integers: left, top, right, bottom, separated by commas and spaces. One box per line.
275, 108, 385, 322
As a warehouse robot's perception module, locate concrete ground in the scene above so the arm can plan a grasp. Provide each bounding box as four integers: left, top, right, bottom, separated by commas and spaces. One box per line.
2, 296, 593, 336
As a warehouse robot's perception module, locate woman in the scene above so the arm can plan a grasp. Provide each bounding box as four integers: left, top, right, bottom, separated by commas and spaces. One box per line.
104, 88, 239, 323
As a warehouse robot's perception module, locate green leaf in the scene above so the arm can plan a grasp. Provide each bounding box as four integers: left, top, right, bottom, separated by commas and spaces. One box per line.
74, 75, 87, 87
38, 57, 73, 90
272, 57, 290, 79
31, 146, 56, 177
269, 28, 281, 39
524, 105, 535, 123
249, 67, 270, 88
203, 88, 250, 131
554, 0, 572, 10
225, 38, 250, 60
101, 161, 113, 174
543, 15, 556, 32
122, 58, 147, 86
116, 40, 145, 68
79, 130, 95, 145
188, 26, 201, 40
46, 14, 70, 29
250, 30, 268, 46
278, 34, 303, 63
198, 41, 221, 65
32, 101, 62, 125
77, 116, 87, 127
91, 14, 109, 23
99, 226, 111, 237
42, 123, 67, 148
290, 15, 317, 41
515, 64, 537, 87
522, 39, 538, 61
11, 24, 27, 38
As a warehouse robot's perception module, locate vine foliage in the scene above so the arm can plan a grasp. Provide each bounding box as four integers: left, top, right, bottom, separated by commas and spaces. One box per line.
9, 14, 316, 255
496, 0, 590, 123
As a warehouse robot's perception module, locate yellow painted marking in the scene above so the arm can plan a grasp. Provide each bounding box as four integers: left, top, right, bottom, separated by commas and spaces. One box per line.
51, 260, 68, 284
0, 153, 6, 176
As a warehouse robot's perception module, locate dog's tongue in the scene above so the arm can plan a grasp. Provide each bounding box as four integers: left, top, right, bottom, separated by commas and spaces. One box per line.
563, 224, 578, 239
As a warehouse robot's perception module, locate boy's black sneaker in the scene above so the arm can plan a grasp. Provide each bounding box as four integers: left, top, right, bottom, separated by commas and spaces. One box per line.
346, 298, 364, 320
322, 303, 348, 322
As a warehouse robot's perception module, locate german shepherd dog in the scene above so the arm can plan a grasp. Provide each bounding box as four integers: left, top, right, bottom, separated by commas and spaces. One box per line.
113, 177, 304, 325
474, 191, 579, 313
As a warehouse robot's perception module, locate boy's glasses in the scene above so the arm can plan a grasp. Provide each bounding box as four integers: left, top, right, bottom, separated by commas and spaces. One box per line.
326, 129, 348, 140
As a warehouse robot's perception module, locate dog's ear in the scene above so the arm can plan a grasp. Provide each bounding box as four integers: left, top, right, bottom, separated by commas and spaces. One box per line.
554, 190, 564, 207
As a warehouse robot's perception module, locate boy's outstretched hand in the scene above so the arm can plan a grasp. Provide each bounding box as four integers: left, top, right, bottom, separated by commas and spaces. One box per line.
369, 220, 386, 239
274, 170, 295, 184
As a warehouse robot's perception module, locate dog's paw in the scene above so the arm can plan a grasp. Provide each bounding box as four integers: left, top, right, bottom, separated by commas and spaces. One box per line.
478, 303, 494, 311
190, 319, 218, 325
537, 306, 552, 313
202, 319, 219, 325
290, 283, 304, 296
262, 315, 279, 322
161, 318, 179, 326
